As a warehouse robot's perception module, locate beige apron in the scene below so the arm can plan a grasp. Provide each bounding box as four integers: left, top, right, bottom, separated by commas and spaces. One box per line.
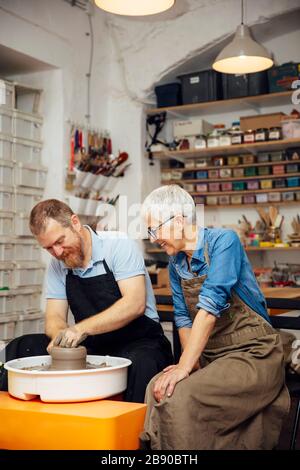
141, 245, 290, 450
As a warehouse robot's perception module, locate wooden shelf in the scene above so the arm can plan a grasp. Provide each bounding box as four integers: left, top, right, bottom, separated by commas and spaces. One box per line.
164, 172, 300, 184
191, 186, 300, 197
146, 91, 293, 117
202, 201, 300, 209
146, 245, 300, 254
152, 138, 300, 160
161, 159, 300, 173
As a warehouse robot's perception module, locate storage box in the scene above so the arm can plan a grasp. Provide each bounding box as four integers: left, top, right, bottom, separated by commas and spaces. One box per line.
195, 159, 207, 168
13, 110, 42, 142
208, 169, 219, 178
282, 119, 300, 139
257, 153, 269, 163
0, 263, 14, 289
242, 154, 255, 164
14, 163, 47, 189
0, 291, 15, 315
270, 151, 285, 162
170, 170, 182, 180
272, 165, 285, 175
240, 113, 286, 132
0, 238, 14, 262
260, 180, 273, 190
258, 166, 270, 176
13, 262, 45, 288
286, 177, 299, 187
0, 134, 13, 161
154, 83, 182, 108
193, 196, 206, 205
0, 109, 13, 135
0, 186, 14, 212
218, 195, 230, 205
219, 168, 232, 178
178, 69, 222, 104
243, 195, 256, 204
206, 196, 218, 205
221, 182, 232, 191
227, 156, 240, 166
196, 170, 208, 179
196, 183, 208, 192
182, 171, 195, 180
173, 119, 214, 139
286, 163, 298, 173
247, 181, 259, 190
268, 192, 281, 202
208, 183, 220, 192
184, 160, 195, 169
13, 137, 42, 165
296, 192, 300, 201
233, 168, 244, 177
0, 160, 13, 186
244, 167, 257, 176
222, 71, 268, 99
14, 239, 41, 262
282, 192, 294, 201
274, 179, 286, 189
231, 195, 243, 204
256, 194, 268, 203
232, 181, 245, 191
0, 212, 14, 237
183, 183, 194, 192
14, 187, 43, 213
14, 213, 31, 237
268, 62, 300, 93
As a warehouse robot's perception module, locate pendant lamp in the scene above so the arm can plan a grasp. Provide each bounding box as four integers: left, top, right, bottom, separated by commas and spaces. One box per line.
94, 0, 175, 16
212, 0, 273, 74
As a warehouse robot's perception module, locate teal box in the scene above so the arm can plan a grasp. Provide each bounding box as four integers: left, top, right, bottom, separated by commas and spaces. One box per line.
244, 167, 256, 177
286, 177, 299, 187
233, 181, 246, 191
268, 62, 300, 93
196, 171, 208, 179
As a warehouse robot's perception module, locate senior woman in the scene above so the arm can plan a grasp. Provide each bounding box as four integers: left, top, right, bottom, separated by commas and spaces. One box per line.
140, 184, 289, 450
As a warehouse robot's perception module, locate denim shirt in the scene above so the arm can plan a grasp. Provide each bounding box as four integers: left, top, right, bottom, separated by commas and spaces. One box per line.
169, 227, 270, 329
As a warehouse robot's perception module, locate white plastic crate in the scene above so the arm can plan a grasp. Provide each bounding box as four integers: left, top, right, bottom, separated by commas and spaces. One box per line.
0, 291, 15, 315
14, 213, 31, 237
0, 108, 13, 135
0, 80, 14, 110
0, 263, 14, 289
0, 238, 14, 262
0, 185, 14, 212
14, 239, 41, 262
15, 311, 44, 337
13, 110, 42, 142
13, 137, 42, 165
0, 134, 13, 161
13, 262, 45, 288
14, 187, 43, 213
0, 160, 13, 186
14, 288, 42, 313
0, 313, 18, 341
14, 163, 47, 189
0, 212, 14, 237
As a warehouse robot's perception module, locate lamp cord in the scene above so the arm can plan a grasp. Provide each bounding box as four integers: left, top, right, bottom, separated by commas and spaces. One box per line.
241, 0, 244, 24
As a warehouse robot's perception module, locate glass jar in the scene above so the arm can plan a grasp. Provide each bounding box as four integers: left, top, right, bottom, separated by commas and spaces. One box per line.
268, 127, 282, 141
219, 131, 231, 147
243, 129, 255, 143
229, 120, 243, 145
194, 134, 206, 149
255, 128, 268, 142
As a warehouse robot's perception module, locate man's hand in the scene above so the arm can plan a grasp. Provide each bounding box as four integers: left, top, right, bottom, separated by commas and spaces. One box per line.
52, 325, 88, 348
153, 364, 189, 402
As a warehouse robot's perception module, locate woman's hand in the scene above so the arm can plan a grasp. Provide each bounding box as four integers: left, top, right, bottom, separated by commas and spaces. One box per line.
153, 365, 189, 402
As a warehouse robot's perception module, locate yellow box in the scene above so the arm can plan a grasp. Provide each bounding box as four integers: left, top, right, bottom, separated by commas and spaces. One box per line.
260, 180, 273, 189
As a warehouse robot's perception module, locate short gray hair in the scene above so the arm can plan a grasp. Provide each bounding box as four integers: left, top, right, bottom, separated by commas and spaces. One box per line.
142, 185, 196, 223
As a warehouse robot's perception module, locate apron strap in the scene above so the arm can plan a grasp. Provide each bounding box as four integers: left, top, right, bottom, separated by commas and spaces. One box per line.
102, 259, 111, 274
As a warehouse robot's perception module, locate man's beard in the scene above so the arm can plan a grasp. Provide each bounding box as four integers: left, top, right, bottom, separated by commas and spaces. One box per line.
58, 233, 85, 268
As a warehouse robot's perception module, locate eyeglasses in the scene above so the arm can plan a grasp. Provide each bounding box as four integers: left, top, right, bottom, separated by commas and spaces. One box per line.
147, 215, 175, 240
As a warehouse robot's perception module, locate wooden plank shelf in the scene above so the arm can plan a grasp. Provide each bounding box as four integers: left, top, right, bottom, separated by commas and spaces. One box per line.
164, 172, 300, 184
202, 201, 300, 209
146, 246, 300, 254
151, 138, 300, 160
191, 186, 300, 196
146, 91, 293, 117
161, 159, 300, 173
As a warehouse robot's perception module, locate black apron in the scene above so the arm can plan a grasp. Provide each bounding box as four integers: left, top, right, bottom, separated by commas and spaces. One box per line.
65, 257, 172, 402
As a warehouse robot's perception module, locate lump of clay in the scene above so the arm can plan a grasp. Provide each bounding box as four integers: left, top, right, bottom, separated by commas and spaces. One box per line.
49, 346, 87, 371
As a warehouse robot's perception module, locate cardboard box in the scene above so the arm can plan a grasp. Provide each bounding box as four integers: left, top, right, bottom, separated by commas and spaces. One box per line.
240, 112, 286, 132
173, 118, 214, 139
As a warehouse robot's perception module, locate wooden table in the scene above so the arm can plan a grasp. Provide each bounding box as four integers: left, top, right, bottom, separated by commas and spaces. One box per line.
0, 392, 146, 450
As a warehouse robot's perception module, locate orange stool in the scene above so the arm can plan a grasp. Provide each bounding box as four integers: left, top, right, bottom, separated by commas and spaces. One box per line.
0, 392, 146, 450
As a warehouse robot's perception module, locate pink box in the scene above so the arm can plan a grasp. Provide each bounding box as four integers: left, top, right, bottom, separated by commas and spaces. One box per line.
209, 183, 221, 192
221, 182, 233, 191
196, 183, 208, 192
272, 165, 285, 175
243, 195, 256, 204
247, 180, 259, 190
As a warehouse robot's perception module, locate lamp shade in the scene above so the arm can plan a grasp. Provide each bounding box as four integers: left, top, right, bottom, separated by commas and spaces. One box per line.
212, 24, 273, 74
94, 0, 175, 16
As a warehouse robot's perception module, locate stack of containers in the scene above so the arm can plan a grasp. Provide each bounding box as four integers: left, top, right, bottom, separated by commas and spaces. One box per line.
0, 79, 46, 345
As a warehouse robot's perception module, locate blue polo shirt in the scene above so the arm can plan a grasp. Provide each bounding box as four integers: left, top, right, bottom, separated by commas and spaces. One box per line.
169, 227, 270, 329
46, 227, 159, 322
